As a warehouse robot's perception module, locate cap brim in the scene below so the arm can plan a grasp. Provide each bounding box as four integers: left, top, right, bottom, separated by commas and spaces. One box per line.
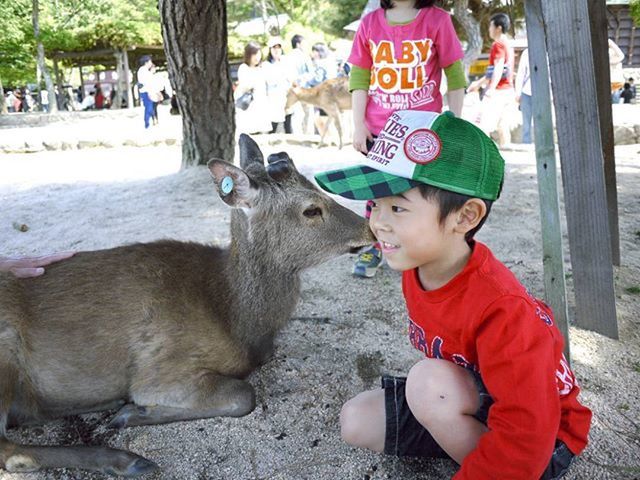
315, 165, 421, 200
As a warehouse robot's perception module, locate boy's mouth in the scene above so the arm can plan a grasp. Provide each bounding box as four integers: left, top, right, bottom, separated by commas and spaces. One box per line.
380, 241, 400, 253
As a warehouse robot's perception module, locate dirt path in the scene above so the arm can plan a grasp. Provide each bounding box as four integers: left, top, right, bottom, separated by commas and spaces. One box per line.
1, 141, 639, 480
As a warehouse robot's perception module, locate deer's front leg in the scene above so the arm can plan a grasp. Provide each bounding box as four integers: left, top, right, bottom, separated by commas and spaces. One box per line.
109, 373, 255, 428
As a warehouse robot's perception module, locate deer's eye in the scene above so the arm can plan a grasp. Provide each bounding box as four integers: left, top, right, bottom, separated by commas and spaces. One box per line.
303, 207, 322, 218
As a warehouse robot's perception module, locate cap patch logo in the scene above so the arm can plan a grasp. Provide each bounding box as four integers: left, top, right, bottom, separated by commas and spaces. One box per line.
403, 128, 441, 164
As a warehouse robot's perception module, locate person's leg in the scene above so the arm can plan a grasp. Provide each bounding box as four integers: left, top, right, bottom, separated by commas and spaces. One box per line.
340, 389, 386, 452
270, 122, 278, 134
140, 92, 152, 129
405, 358, 488, 464
521, 93, 533, 144
341, 375, 452, 458
284, 114, 293, 134
477, 94, 500, 138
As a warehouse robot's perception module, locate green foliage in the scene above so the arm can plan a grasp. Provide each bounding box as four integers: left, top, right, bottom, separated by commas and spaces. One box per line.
0, 0, 35, 85
0, 0, 161, 86
228, 0, 367, 37
631, 0, 640, 27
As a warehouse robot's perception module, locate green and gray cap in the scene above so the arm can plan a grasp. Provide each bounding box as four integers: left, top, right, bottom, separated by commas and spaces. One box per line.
315, 110, 505, 201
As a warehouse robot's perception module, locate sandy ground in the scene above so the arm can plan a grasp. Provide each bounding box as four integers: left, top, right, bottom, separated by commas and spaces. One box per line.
0, 115, 639, 480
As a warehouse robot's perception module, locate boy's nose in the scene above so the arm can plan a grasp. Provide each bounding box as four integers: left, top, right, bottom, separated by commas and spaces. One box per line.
370, 210, 390, 233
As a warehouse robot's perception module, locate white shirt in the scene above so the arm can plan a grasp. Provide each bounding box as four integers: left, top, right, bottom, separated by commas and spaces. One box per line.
515, 48, 532, 97
137, 66, 153, 93
81, 94, 95, 110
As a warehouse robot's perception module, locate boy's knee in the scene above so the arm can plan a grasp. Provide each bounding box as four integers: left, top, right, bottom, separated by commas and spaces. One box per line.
339, 399, 366, 447
339, 392, 384, 451
406, 359, 476, 421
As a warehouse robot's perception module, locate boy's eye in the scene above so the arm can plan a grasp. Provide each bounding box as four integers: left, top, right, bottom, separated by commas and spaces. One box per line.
392, 206, 405, 213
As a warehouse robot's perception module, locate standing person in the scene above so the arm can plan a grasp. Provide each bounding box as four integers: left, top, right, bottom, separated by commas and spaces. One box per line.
148, 64, 164, 126
136, 55, 155, 129
94, 83, 105, 110
315, 110, 592, 480
13, 89, 23, 112
80, 91, 96, 111
22, 88, 33, 112
608, 39, 625, 99
515, 47, 532, 144
348, 0, 466, 278
620, 82, 634, 104
286, 34, 314, 134
287, 34, 312, 86
234, 41, 271, 135
6, 91, 16, 113
627, 77, 636, 99
263, 36, 293, 134
306, 42, 338, 138
39, 88, 49, 113
468, 12, 515, 147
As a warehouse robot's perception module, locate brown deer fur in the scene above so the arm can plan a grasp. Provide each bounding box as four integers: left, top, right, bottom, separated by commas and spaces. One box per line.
0, 135, 373, 477
286, 77, 351, 149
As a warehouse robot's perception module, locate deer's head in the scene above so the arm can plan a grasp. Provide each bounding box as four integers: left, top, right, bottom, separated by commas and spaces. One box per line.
208, 135, 373, 272
285, 86, 302, 111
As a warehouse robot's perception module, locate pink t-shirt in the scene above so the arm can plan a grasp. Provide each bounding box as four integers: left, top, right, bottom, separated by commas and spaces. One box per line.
349, 7, 464, 134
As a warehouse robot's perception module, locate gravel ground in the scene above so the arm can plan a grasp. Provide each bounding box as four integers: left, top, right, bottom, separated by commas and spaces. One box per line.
0, 122, 639, 479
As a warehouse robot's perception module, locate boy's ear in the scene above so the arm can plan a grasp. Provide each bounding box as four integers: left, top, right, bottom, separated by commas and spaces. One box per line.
453, 199, 487, 234
207, 159, 258, 208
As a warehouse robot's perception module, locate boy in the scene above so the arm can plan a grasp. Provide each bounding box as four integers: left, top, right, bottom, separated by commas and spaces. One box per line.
314, 110, 592, 479
468, 12, 515, 147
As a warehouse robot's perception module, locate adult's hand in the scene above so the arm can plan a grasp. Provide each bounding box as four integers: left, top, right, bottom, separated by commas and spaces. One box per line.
0, 252, 75, 278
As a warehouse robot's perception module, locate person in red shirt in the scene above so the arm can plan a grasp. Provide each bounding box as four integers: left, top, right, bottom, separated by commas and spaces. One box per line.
314, 110, 592, 480
468, 13, 516, 147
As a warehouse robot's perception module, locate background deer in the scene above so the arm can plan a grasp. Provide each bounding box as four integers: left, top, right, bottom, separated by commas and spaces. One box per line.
286, 76, 352, 149
0, 134, 373, 477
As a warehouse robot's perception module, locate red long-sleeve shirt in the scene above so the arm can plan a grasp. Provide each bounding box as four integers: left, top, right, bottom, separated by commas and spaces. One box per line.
402, 242, 591, 479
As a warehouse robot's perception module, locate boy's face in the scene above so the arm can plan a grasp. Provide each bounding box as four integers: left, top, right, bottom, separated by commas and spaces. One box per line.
369, 187, 456, 272
489, 21, 500, 40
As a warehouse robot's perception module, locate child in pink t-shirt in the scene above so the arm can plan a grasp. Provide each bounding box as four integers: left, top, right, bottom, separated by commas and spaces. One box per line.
348, 0, 466, 278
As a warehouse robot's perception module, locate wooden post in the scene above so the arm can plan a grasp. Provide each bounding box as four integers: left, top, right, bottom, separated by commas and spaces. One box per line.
540, 0, 618, 339
588, 0, 620, 267
523, 0, 571, 360
122, 49, 133, 109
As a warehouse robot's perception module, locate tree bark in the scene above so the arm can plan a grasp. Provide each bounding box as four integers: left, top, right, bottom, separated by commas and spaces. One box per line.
453, 0, 483, 74
159, 0, 235, 168
0, 77, 6, 114
32, 0, 58, 113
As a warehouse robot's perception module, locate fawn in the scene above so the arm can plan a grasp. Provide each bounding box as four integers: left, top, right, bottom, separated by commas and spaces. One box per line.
0, 134, 373, 477
286, 77, 352, 149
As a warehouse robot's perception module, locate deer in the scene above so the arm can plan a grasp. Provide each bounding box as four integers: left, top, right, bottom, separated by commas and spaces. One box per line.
286, 76, 352, 149
0, 134, 374, 477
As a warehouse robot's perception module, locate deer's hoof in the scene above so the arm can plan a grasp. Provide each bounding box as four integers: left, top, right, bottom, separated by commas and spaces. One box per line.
103, 455, 158, 477
108, 404, 148, 429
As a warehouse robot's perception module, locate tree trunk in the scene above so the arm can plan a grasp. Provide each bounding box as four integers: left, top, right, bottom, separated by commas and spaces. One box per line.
0, 76, 6, 114
159, 0, 235, 168
32, 0, 58, 113
453, 0, 483, 74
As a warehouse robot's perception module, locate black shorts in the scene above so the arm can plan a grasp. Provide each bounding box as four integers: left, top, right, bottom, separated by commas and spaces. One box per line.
381, 374, 575, 480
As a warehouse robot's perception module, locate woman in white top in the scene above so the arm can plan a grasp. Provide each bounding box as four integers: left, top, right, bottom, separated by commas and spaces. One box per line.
235, 42, 271, 134
263, 37, 293, 133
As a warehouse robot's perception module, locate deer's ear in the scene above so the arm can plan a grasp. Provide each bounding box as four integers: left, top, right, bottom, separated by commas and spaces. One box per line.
207, 159, 258, 208
238, 134, 265, 170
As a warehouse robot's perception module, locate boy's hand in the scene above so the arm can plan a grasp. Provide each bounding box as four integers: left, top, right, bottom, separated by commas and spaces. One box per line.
0, 252, 75, 278
353, 124, 373, 154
